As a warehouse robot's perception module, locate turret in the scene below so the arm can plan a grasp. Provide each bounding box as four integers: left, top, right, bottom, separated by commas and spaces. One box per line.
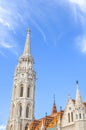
75, 80, 82, 107
51, 96, 57, 115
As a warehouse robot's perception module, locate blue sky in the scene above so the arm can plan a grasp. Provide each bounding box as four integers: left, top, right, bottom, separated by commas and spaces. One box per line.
0, 0, 86, 129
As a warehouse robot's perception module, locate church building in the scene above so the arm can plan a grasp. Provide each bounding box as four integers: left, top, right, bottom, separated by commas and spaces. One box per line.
29, 81, 86, 130
6, 29, 86, 130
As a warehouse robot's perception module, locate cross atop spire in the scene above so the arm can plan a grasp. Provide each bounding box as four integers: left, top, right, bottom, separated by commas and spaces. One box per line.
23, 28, 31, 56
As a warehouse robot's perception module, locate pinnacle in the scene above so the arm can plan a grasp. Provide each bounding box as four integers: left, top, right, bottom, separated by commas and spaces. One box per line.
75, 81, 82, 106
23, 28, 31, 57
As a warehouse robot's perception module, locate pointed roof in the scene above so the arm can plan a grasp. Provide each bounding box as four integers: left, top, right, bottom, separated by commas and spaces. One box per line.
23, 28, 31, 56
75, 80, 82, 106
51, 97, 57, 115
41, 119, 45, 130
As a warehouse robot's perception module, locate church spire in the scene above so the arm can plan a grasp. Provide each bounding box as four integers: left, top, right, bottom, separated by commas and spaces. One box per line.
51, 95, 57, 115
23, 28, 31, 56
75, 80, 82, 106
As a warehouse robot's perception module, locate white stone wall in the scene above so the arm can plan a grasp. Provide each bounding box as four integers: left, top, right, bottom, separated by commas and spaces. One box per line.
6, 30, 36, 130
61, 98, 75, 127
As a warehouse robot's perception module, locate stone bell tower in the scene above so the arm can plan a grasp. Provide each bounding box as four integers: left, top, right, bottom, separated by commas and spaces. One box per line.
6, 29, 36, 130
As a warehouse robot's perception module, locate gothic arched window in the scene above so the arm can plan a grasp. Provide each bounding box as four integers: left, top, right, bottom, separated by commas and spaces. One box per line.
26, 105, 29, 118
20, 85, 23, 97
71, 112, 73, 122
83, 113, 85, 119
79, 113, 81, 119
27, 87, 30, 98
10, 125, 13, 130
20, 104, 22, 117
68, 113, 70, 123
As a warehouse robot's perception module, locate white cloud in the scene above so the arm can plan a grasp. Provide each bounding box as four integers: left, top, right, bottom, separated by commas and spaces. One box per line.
0, 124, 6, 130
67, 0, 86, 54
0, 0, 86, 56
0, 42, 13, 49
76, 35, 86, 53
69, 0, 86, 12
67, 0, 86, 28
0, 0, 60, 54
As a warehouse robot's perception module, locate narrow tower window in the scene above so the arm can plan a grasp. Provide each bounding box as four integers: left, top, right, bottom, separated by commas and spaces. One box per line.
79, 113, 81, 119
68, 113, 70, 123
20, 105, 22, 117
71, 112, 73, 122
27, 87, 30, 97
10, 125, 13, 130
26, 105, 29, 118
20, 85, 23, 97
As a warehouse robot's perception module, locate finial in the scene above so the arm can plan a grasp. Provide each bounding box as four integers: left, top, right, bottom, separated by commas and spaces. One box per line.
45, 112, 47, 117
60, 106, 62, 112
75, 80, 82, 106
76, 80, 79, 89
76, 80, 78, 85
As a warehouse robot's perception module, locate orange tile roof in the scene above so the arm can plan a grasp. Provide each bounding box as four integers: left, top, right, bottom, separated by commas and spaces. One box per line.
29, 99, 86, 130
29, 111, 64, 130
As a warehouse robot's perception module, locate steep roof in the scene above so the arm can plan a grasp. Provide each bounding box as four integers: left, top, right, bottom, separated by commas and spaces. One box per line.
29, 111, 64, 130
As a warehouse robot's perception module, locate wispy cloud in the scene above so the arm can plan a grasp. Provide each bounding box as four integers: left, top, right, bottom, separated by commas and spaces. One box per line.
0, 124, 6, 130
0, 0, 86, 56
0, 42, 13, 49
0, 0, 62, 54
68, 0, 86, 26
66, 0, 86, 54
75, 35, 86, 53
69, 0, 86, 13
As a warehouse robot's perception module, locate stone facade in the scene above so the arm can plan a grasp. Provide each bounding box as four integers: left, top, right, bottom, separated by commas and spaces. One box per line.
61, 82, 86, 130
6, 29, 36, 130
29, 81, 86, 130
